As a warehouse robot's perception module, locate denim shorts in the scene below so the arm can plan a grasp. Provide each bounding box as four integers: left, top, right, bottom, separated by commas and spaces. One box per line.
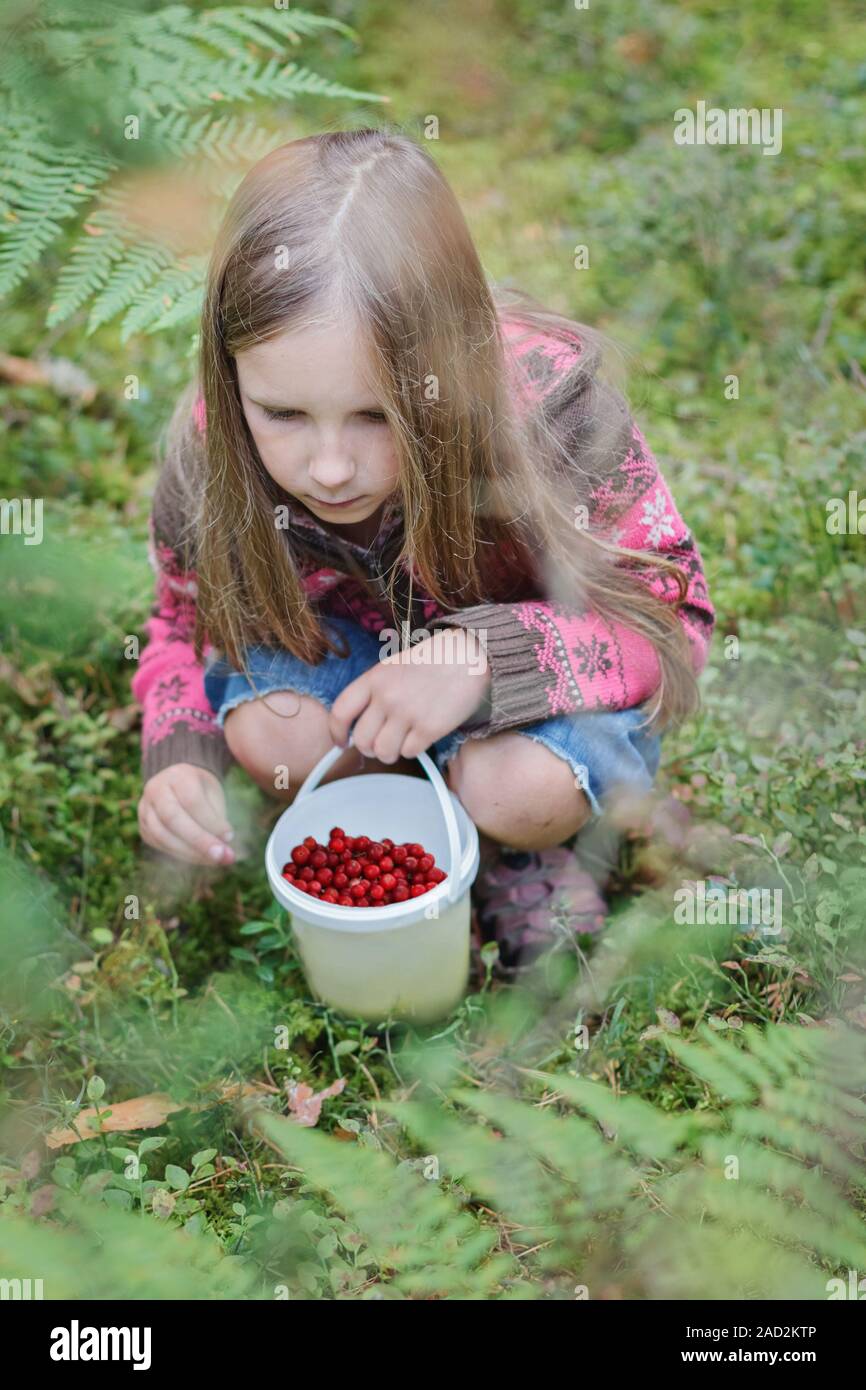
203, 616, 661, 819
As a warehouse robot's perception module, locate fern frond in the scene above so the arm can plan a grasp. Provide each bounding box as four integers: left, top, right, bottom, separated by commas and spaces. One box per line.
86, 241, 174, 334
48, 206, 127, 327
120, 259, 206, 340
0, 2, 387, 331
259, 1111, 511, 1298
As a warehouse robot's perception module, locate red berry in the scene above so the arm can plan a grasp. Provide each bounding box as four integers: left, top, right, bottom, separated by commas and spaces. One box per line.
380, 873, 396, 891
346, 859, 361, 877
329, 827, 345, 840
404, 857, 418, 872
379, 856, 394, 872
365, 863, 381, 880
291, 845, 310, 865
393, 867, 407, 879
411, 884, 427, 898
327, 852, 339, 867
393, 846, 408, 864
322, 888, 339, 903
409, 843, 424, 858
333, 871, 348, 889
311, 849, 327, 868
337, 894, 353, 906
369, 884, 385, 901
355, 836, 371, 851
382, 838, 394, 850
428, 867, 446, 883
317, 867, 333, 886
357, 896, 370, 907
303, 836, 317, 849
329, 838, 345, 854
350, 883, 366, 899
418, 854, 434, 872
393, 885, 409, 902
368, 843, 384, 861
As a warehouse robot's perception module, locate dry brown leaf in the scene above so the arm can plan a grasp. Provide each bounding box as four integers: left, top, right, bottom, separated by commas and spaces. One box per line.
45, 1093, 185, 1149
46, 1076, 280, 1148
287, 1077, 346, 1127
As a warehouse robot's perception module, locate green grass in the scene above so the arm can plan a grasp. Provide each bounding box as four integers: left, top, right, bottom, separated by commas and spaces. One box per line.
0, 0, 864, 1299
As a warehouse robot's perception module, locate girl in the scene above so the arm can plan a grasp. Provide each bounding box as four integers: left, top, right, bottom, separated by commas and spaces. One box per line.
132, 128, 714, 971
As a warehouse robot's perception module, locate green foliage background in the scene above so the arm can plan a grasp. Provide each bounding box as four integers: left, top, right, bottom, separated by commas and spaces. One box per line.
0, 0, 864, 1299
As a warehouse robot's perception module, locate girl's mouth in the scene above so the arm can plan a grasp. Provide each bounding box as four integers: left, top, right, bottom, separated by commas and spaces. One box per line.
309, 495, 365, 509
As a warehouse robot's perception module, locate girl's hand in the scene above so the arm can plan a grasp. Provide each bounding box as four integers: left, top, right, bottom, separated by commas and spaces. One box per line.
138, 763, 236, 866
328, 630, 491, 763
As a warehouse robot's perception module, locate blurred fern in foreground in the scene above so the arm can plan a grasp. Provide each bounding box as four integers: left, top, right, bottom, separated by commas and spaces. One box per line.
0, 0, 385, 338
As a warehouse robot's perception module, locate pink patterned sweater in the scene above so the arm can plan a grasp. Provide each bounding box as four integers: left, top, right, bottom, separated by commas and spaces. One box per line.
131, 320, 715, 783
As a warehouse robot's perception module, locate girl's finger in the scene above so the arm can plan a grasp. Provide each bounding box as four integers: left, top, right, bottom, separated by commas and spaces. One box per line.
150, 788, 236, 865
371, 715, 412, 765
350, 703, 388, 760
400, 725, 434, 761
139, 802, 218, 866
192, 774, 234, 841
328, 671, 372, 748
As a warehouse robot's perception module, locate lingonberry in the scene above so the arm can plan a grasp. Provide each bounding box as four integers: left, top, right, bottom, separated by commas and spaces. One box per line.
287, 828, 446, 907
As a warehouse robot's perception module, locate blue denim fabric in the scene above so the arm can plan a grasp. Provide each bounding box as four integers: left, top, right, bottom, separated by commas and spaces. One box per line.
203, 616, 661, 817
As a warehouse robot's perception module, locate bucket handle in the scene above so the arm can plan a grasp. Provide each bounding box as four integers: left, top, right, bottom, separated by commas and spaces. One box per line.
293, 732, 464, 906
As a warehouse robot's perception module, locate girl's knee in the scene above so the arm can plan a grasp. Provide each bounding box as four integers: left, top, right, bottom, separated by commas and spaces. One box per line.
446, 733, 591, 849
224, 691, 330, 797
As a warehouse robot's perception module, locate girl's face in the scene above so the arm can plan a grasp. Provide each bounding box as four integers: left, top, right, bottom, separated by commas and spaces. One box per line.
235, 319, 400, 533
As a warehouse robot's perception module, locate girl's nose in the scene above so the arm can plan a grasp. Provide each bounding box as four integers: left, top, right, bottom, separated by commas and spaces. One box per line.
308, 438, 356, 491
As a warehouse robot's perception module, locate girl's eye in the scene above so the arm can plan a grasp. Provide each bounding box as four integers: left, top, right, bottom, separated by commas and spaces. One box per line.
260, 408, 386, 423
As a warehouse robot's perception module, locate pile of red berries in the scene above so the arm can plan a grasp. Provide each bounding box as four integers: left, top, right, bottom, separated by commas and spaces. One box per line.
281, 827, 447, 907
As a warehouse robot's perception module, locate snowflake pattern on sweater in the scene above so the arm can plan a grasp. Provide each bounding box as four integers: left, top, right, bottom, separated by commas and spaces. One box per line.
131, 318, 715, 781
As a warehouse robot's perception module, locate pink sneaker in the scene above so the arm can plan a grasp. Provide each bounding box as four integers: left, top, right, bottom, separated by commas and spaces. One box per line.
474, 845, 607, 970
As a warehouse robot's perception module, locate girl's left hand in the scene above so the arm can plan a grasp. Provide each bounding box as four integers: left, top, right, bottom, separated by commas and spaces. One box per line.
328, 630, 491, 763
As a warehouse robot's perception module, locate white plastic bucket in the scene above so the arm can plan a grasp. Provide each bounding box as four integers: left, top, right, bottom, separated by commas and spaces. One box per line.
265, 735, 480, 1022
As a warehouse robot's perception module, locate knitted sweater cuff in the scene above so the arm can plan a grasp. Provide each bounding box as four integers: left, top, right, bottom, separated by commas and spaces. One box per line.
431, 605, 553, 737
142, 723, 235, 784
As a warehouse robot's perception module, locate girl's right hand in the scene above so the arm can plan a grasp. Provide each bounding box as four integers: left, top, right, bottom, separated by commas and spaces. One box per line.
138, 764, 236, 866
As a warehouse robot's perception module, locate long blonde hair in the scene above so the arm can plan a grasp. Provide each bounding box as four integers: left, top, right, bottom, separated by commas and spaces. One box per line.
170, 127, 701, 731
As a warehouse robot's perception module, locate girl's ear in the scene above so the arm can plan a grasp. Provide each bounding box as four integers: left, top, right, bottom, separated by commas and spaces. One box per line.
193, 393, 207, 435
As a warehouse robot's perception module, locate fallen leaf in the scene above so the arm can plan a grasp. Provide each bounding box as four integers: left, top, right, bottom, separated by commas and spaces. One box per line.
31, 1184, 57, 1218
656, 1008, 681, 1033
287, 1077, 347, 1128
105, 705, 140, 733
20, 1148, 42, 1181
45, 1093, 185, 1149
